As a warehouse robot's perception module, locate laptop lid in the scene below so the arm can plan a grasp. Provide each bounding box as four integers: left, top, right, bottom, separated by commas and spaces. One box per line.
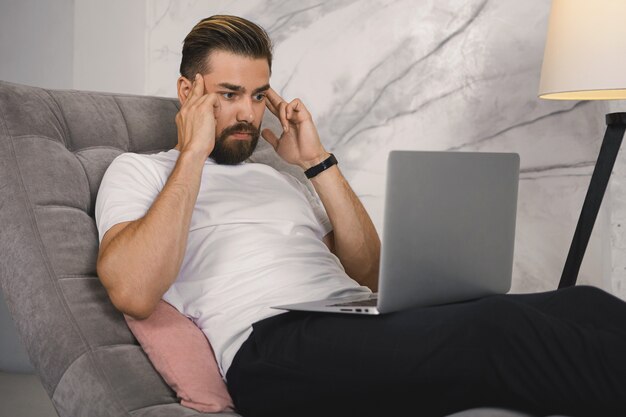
377, 151, 519, 313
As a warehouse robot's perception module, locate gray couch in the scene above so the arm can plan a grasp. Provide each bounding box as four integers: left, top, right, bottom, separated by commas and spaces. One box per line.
0, 79, 542, 417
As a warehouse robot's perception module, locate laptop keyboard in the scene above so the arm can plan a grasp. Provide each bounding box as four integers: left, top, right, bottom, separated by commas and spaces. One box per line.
328, 298, 378, 307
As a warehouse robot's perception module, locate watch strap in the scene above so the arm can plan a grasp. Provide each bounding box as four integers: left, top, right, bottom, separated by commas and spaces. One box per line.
304, 153, 338, 179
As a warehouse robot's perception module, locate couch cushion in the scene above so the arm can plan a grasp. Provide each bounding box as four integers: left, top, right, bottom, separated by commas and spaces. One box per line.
125, 301, 234, 413
0, 80, 228, 416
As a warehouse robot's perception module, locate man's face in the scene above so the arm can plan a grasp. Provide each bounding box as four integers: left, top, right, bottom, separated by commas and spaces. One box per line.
178, 50, 270, 164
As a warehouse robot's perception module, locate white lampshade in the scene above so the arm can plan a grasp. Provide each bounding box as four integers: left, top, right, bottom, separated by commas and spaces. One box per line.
539, 0, 626, 100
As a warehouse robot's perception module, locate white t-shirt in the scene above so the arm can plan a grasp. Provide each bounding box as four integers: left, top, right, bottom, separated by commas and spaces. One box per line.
95, 149, 371, 378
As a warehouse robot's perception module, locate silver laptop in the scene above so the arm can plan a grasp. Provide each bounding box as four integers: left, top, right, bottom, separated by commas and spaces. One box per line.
272, 150, 519, 315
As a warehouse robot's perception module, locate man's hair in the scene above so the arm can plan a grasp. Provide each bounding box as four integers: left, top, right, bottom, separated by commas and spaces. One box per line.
179, 15, 273, 80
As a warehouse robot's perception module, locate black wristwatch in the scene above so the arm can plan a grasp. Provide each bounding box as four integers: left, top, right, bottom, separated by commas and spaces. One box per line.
304, 153, 338, 179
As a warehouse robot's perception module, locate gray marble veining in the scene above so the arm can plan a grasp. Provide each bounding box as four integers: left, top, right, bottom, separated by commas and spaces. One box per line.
145, 0, 620, 295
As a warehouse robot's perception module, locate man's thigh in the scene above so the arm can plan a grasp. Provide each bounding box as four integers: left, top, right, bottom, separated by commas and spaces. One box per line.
247, 302, 493, 380
227, 293, 626, 417
227, 297, 526, 416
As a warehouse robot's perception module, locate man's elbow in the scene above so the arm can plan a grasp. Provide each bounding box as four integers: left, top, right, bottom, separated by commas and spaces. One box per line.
365, 267, 379, 293
110, 289, 156, 320
363, 251, 380, 292
345, 258, 379, 292
97, 259, 157, 320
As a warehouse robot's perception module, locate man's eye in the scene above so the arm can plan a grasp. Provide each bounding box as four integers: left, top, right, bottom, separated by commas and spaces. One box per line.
222, 92, 235, 99
254, 93, 266, 102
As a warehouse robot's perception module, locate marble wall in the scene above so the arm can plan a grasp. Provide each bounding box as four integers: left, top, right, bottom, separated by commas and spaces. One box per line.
145, 0, 619, 296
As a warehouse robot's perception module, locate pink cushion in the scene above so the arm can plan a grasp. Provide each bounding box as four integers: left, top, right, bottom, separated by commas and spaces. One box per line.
124, 300, 234, 412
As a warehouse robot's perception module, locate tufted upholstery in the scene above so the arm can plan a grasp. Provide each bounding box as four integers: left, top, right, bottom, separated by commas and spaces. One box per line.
0, 80, 544, 417
0, 80, 239, 417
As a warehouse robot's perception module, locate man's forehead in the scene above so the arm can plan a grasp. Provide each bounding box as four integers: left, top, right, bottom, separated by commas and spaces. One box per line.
205, 50, 269, 77
200, 51, 270, 93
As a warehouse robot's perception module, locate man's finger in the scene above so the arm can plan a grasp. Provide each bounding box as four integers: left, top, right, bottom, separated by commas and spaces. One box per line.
193, 73, 205, 97
278, 102, 289, 133
265, 88, 286, 110
261, 128, 280, 150
265, 95, 279, 115
199, 93, 220, 118
184, 73, 202, 105
213, 94, 221, 118
189, 73, 204, 103
264, 98, 287, 132
286, 99, 305, 120
265, 88, 289, 132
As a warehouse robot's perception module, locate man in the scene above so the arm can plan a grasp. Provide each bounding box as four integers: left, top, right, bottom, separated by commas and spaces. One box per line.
96, 15, 626, 417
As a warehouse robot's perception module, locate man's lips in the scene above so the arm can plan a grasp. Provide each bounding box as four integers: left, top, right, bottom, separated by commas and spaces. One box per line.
230, 132, 253, 140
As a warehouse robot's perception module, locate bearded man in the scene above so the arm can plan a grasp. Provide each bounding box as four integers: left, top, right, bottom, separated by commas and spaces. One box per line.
95, 15, 626, 417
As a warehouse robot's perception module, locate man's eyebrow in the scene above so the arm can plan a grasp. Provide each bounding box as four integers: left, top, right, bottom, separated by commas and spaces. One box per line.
252, 84, 270, 94
216, 83, 270, 94
217, 83, 243, 92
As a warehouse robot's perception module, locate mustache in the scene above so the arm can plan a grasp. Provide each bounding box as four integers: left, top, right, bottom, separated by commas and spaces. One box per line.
220, 122, 260, 138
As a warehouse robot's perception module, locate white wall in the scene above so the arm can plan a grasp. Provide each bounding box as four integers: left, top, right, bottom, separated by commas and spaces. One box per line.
0, 0, 74, 89
0, 0, 147, 93
73, 0, 146, 94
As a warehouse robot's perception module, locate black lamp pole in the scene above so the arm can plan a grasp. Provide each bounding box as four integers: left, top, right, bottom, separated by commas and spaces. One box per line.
559, 112, 626, 288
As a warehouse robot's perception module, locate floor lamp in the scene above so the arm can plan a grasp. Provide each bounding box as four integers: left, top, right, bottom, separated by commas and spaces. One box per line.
538, 0, 626, 288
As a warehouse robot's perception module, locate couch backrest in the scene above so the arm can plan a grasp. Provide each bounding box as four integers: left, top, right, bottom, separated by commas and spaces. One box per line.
0, 80, 208, 416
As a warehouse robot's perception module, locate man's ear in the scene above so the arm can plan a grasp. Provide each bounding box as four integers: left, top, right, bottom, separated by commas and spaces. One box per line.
177, 76, 192, 106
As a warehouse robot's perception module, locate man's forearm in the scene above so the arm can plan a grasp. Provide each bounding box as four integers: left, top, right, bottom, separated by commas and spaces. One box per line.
98, 150, 206, 318
309, 164, 380, 291
261, 89, 380, 290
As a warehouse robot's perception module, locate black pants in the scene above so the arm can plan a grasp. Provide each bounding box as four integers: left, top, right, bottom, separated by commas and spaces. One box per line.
225, 286, 626, 417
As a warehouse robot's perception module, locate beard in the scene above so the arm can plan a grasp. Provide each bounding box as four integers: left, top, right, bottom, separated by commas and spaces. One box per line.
210, 122, 260, 165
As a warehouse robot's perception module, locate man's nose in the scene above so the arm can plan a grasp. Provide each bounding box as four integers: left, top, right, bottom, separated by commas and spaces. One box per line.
236, 98, 254, 123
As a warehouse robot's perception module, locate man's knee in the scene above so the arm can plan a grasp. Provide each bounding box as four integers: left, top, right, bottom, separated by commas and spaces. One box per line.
560, 284, 613, 303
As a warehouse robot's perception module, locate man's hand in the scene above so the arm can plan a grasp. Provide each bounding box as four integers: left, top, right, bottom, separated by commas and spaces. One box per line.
175, 73, 221, 159
262, 88, 329, 169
